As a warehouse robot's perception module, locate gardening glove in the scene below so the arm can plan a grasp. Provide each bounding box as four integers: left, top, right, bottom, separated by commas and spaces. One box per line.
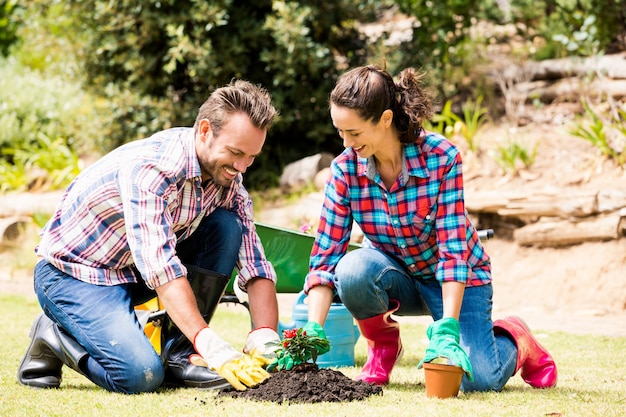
417, 317, 474, 381
267, 350, 296, 372
243, 327, 281, 366
191, 327, 270, 390
302, 321, 330, 355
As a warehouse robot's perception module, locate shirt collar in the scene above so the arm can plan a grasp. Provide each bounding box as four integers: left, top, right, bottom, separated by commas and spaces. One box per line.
360, 142, 430, 183
184, 129, 202, 180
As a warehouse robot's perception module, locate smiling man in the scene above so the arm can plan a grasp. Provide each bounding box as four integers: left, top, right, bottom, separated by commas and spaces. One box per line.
17, 80, 281, 393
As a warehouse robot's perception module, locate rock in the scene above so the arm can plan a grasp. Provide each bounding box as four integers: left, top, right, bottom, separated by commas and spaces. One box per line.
279, 153, 334, 193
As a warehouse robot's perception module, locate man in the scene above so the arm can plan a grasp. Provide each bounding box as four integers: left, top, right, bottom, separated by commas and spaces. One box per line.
17, 79, 281, 393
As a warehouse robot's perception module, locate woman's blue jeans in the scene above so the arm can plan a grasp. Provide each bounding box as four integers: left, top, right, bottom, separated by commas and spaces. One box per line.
335, 247, 518, 392
33, 208, 242, 393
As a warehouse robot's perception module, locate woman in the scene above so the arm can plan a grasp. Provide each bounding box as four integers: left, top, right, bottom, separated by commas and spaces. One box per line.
302, 65, 557, 392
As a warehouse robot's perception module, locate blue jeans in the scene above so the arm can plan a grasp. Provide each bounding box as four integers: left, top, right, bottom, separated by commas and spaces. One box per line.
335, 247, 518, 392
33, 208, 242, 393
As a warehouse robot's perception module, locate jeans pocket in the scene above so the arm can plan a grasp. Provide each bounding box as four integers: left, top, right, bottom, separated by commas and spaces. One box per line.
35, 261, 67, 300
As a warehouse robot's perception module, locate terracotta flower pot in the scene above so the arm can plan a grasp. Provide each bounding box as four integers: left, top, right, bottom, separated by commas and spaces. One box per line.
423, 362, 463, 399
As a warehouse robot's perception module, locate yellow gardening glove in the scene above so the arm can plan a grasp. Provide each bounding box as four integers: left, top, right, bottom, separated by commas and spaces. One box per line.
192, 327, 270, 390
243, 327, 281, 367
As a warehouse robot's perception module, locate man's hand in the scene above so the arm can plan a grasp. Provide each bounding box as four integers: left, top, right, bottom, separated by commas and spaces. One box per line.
243, 327, 281, 366
417, 318, 474, 381
192, 327, 270, 390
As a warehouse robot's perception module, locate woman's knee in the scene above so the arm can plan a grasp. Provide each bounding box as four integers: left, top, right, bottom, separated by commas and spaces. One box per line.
335, 249, 374, 283
460, 362, 507, 393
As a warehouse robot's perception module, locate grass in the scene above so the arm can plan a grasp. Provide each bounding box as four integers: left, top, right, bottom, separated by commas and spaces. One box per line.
1, 294, 624, 417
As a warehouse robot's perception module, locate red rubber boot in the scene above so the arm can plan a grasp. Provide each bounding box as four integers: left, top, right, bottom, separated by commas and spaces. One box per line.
355, 300, 403, 385
493, 316, 558, 388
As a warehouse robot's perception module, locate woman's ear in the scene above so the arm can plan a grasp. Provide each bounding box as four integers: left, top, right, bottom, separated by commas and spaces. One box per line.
381, 109, 393, 128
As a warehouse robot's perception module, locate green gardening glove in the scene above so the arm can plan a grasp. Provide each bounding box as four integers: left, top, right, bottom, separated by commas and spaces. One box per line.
303, 321, 330, 355
267, 351, 295, 372
417, 317, 474, 381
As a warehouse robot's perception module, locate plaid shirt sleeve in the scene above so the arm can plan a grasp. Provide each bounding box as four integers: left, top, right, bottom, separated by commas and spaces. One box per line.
230, 187, 278, 291
118, 160, 187, 289
304, 160, 354, 293
433, 151, 472, 284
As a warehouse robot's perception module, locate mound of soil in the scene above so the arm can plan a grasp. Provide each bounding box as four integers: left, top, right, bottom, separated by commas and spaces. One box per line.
219, 364, 382, 404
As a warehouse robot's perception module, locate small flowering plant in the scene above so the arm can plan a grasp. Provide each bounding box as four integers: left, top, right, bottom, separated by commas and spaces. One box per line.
266, 327, 330, 372
299, 222, 315, 235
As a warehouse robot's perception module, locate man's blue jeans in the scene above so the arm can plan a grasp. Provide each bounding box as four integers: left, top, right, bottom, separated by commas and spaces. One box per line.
335, 247, 518, 392
33, 208, 242, 393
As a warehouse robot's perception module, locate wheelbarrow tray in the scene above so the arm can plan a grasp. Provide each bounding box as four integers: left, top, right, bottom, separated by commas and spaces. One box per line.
228, 222, 359, 294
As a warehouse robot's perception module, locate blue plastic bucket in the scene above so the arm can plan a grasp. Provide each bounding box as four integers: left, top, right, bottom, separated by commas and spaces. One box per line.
279, 291, 360, 368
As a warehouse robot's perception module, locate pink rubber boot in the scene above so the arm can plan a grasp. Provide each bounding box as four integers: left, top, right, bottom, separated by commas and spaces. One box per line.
493, 316, 558, 388
355, 300, 403, 385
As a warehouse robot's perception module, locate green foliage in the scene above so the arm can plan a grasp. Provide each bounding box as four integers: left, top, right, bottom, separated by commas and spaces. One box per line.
459, 96, 489, 152
426, 100, 458, 137
0, 58, 93, 192
0, 0, 22, 56
394, 0, 480, 98
55, 0, 384, 189
494, 139, 538, 175
1, 133, 82, 192
551, 13, 601, 56
513, 0, 626, 59
425, 96, 488, 153
569, 100, 626, 165
267, 327, 331, 372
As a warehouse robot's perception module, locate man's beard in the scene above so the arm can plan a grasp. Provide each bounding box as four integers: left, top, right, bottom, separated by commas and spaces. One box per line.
202, 160, 237, 188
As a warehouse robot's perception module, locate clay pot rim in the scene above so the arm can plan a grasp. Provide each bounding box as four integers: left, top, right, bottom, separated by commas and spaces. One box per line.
422, 362, 464, 373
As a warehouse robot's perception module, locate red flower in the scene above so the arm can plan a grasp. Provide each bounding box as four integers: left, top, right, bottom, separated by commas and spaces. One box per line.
282, 329, 298, 339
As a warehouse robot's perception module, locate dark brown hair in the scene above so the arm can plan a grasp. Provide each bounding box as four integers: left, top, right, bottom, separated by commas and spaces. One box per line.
329, 65, 433, 143
194, 79, 278, 136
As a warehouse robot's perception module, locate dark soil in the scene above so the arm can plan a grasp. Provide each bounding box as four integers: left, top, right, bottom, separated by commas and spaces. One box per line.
219, 364, 382, 404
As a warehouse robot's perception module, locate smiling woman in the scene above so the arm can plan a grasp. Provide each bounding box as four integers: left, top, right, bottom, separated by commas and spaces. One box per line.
302, 64, 558, 393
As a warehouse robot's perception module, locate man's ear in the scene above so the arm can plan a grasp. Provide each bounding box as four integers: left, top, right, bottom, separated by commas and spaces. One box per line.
198, 118, 212, 142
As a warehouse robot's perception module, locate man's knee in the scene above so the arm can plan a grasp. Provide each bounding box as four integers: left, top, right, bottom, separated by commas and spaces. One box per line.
113, 355, 164, 394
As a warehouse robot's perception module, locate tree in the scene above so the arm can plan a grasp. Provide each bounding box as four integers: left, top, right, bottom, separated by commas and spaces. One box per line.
61, 0, 384, 188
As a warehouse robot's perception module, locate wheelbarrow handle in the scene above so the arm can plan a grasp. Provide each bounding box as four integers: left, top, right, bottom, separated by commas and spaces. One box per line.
477, 229, 494, 240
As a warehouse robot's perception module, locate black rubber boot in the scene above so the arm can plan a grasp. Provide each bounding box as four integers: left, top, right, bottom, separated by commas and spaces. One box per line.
17, 313, 88, 389
161, 264, 232, 390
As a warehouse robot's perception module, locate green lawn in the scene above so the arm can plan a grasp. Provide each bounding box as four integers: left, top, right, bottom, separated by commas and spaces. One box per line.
1, 294, 624, 417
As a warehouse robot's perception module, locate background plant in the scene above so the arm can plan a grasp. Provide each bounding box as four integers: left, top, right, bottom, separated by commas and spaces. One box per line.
569, 100, 626, 165
3, 0, 626, 192
425, 96, 489, 153
494, 138, 539, 175
0, 58, 93, 191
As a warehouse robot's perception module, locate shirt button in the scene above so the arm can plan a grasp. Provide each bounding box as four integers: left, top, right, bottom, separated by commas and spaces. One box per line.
426, 215, 431, 220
